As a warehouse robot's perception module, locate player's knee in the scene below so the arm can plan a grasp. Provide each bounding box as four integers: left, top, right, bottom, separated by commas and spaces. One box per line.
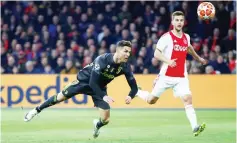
101, 117, 110, 125
57, 92, 67, 102
182, 95, 192, 105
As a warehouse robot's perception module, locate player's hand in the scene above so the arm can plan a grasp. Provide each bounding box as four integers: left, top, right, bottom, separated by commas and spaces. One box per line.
198, 57, 208, 65
125, 96, 132, 104
103, 96, 114, 104
168, 59, 177, 68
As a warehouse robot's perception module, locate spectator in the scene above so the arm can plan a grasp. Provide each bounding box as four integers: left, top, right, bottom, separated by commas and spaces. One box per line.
9, 15, 17, 32
109, 44, 116, 53
98, 48, 106, 56
144, 38, 154, 65
1, 66, 6, 74
209, 28, 221, 51
6, 56, 16, 73
135, 57, 144, 73
201, 45, 210, 59
114, 24, 122, 41
35, 15, 44, 32
66, 49, 75, 62
101, 28, 114, 46
214, 45, 222, 56
89, 45, 97, 60
78, 13, 89, 33
48, 16, 59, 38
104, 4, 114, 20
205, 65, 221, 74
208, 51, 218, 69
215, 2, 230, 38
1, 1, 235, 75
70, 41, 80, 52
61, 60, 77, 74
227, 51, 236, 73
44, 65, 55, 74
25, 60, 40, 74
17, 50, 27, 73
1, 32, 9, 51
144, 5, 155, 26
55, 57, 65, 73
1, 47, 7, 67
118, 4, 132, 22
221, 29, 236, 53
120, 29, 131, 41
148, 58, 160, 74
49, 49, 59, 69
38, 57, 49, 72
190, 66, 202, 74
229, 11, 236, 29
12, 66, 19, 74
121, 18, 129, 29
216, 55, 231, 74
87, 7, 96, 22
143, 68, 149, 74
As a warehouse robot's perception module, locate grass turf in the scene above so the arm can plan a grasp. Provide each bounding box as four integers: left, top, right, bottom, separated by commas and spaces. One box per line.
1, 108, 236, 143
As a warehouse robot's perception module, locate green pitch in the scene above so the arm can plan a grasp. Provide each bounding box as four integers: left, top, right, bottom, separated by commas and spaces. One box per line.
1, 109, 236, 143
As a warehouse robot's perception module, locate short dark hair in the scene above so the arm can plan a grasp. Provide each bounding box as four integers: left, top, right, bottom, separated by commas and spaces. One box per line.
116, 40, 132, 48
172, 11, 184, 19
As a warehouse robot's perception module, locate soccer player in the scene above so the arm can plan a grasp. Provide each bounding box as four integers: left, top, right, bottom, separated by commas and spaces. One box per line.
136, 11, 207, 136
24, 40, 138, 138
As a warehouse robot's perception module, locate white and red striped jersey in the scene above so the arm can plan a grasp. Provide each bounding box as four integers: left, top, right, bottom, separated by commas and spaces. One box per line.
156, 31, 191, 77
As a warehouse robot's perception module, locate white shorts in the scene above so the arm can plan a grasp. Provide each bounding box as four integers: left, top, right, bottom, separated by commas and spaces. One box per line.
151, 75, 192, 97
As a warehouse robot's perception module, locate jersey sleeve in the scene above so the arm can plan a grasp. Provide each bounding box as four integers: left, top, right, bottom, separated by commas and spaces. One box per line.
92, 55, 107, 74
185, 33, 191, 47
156, 34, 168, 52
123, 64, 138, 99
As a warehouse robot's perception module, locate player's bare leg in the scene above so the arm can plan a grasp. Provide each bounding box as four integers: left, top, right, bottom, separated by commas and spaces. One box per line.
93, 108, 110, 138
136, 90, 159, 104
24, 92, 66, 122
181, 95, 206, 136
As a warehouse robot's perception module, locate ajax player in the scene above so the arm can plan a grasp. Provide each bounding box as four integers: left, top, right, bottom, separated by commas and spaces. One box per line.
136, 11, 207, 136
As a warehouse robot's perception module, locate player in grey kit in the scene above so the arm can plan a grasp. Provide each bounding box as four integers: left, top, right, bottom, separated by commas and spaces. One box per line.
24, 40, 138, 138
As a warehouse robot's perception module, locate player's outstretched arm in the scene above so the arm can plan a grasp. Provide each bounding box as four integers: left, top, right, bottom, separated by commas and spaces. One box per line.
154, 49, 177, 67
124, 65, 138, 104
188, 45, 208, 65
125, 74, 138, 103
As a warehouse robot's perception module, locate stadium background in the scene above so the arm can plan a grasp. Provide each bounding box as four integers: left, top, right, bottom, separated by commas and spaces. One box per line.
1, 1, 236, 143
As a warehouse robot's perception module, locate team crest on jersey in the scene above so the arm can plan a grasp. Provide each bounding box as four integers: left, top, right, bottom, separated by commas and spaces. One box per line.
94, 64, 100, 70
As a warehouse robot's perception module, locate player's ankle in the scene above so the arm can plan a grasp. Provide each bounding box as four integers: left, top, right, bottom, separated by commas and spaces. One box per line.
35, 106, 41, 113
96, 119, 109, 129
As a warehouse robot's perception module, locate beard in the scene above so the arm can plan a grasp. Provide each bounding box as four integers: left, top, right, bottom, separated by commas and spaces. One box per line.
174, 27, 182, 32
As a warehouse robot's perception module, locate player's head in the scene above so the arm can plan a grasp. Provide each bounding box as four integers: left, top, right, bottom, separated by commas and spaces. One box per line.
115, 40, 132, 63
171, 11, 185, 32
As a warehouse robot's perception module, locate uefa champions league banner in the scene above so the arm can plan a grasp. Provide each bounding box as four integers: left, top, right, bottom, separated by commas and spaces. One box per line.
1, 75, 236, 108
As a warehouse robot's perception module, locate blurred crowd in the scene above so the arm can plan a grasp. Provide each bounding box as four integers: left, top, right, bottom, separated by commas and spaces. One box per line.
1, 1, 236, 75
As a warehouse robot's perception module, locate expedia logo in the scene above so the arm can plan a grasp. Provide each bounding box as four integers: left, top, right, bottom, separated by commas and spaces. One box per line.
173, 45, 188, 52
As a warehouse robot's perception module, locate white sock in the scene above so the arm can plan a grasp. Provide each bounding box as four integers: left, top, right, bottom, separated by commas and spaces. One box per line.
185, 104, 198, 130
136, 90, 150, 102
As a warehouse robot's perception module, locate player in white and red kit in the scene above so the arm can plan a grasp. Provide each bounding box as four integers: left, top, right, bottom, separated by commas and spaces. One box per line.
136, 11, 207, 136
